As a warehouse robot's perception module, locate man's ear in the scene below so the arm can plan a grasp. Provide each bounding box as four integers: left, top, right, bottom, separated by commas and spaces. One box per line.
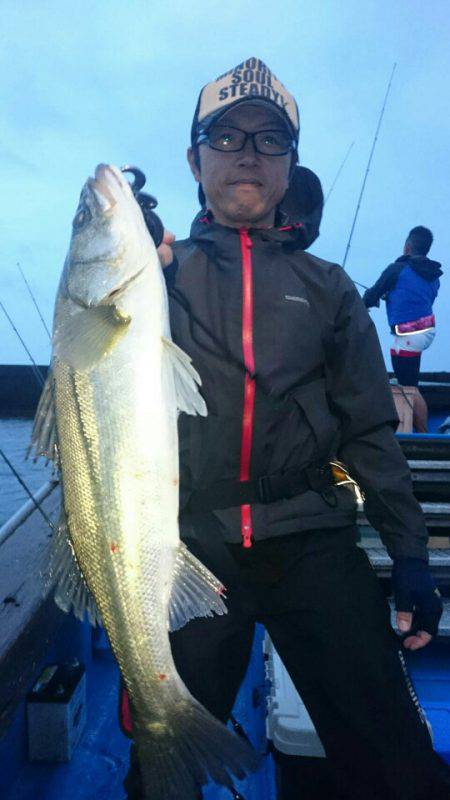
187, 147, 201, 183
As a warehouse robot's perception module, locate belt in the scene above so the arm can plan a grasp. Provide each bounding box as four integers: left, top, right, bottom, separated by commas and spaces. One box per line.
394, 314, 435, 335
182, 464, 335, 515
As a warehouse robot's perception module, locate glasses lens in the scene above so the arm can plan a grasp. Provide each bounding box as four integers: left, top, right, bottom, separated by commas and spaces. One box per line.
208, 126, 245, 152
254, 130, 293, 155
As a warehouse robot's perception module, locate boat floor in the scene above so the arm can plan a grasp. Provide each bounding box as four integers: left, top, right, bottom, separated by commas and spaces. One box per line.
4, 648, 130, 800
3, 625, 274, 800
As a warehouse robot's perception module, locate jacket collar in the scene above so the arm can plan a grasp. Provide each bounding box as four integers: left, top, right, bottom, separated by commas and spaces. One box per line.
190, 210, 310, 252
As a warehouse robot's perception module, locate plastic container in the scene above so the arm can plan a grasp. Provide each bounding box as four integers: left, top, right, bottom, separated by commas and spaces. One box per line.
265, 636, 338, 799
27, 662, 86, 762
265, 636, 324, 758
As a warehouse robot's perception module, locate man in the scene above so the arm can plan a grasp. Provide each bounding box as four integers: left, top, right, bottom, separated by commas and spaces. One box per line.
363, 227, 442, 431
123, 59, 449, 799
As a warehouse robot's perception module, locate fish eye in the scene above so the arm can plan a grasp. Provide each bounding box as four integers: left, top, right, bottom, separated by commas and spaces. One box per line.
72, 206, 92, 230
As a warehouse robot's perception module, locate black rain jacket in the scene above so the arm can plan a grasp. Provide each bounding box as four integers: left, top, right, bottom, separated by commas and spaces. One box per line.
167, 216, 429, 561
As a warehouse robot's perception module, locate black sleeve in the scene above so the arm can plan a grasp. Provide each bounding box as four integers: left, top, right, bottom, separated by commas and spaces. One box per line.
362, 262, 402, 308
325, 267, 429, 561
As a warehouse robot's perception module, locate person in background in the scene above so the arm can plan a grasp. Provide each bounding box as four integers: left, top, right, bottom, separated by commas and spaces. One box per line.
363, 227, 442, 431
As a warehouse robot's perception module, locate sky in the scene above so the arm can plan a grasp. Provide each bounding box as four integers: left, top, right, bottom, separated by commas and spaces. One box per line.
1, 0, 449, 370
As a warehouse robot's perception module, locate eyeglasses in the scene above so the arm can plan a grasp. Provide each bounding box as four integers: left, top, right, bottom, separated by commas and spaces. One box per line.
196, 124, 296, 156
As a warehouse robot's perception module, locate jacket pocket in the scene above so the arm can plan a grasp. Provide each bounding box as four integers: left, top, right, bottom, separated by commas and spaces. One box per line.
290, 378, 339, 464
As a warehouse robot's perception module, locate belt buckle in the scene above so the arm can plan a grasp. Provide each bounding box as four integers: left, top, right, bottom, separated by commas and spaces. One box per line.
330, 460, 365, 504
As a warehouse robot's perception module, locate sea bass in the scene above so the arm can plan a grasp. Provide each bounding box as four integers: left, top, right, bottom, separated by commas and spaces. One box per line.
30, 164, 257, 798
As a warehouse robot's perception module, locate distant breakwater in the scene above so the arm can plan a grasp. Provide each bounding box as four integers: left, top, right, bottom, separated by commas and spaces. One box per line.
0, 365, 449, 419
0, 365, 49, 417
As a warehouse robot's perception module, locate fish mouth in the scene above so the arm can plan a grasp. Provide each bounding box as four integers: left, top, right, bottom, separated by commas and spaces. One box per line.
88, 164, 132, 210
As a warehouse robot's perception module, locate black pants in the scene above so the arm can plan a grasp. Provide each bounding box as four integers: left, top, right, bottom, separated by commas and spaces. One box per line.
391, 352, 421, 387
123, 526, 450, 799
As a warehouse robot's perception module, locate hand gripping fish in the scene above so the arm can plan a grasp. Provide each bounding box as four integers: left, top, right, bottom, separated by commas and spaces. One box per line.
30, 164, 258, 798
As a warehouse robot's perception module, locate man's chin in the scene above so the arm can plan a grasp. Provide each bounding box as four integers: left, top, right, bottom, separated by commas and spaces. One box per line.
224, 200, 270, 226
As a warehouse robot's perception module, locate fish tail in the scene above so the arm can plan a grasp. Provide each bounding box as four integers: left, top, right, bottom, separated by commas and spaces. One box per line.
135, 698, 259, 799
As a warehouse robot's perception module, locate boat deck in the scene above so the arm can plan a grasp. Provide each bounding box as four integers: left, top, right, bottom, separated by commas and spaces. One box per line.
2, 647, 129, 800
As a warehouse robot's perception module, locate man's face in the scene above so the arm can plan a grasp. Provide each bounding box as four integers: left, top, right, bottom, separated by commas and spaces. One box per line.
188, 104, 293, 228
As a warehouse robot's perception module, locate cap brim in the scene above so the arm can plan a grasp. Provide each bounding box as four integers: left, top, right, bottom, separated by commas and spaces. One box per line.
198, 97, 297, 141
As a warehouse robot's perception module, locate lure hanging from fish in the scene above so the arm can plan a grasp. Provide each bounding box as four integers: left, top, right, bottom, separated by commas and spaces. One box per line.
121, 165, 165, 248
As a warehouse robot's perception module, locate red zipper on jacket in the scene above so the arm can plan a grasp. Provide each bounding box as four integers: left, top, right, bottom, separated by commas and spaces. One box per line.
239, 228, 255, 548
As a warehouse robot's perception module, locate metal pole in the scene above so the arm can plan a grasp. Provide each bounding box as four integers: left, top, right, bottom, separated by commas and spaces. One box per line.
16, 262, 51, 340
342, 63, 397, 271
0, 447, 55, 531
0, 299, 45, 388
324, 141, 355, 205
0, 480, 58, 547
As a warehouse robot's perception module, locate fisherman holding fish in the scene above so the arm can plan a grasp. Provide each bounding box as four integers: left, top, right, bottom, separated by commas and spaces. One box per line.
32, 57, 450, 800
363, 226, 442, 432
119, 58, 450, 799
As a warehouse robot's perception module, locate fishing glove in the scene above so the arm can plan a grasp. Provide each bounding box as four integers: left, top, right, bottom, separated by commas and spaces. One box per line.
392, 557, 443, 637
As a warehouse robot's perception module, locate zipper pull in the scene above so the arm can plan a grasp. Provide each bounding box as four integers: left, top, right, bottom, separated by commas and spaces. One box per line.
242, 519, 253, 548
239, 228, 253, 248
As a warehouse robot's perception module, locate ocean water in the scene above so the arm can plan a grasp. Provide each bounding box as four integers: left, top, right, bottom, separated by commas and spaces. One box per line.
0, 418, 53, 527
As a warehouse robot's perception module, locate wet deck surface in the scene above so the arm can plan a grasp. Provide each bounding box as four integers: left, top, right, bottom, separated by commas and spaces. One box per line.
3, 647, 131, 800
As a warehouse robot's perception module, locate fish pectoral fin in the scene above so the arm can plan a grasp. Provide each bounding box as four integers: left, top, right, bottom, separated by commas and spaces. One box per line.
28, 370, 59, 465
54, 305, 131, 372
43, 508, 103, 627
162, 336, 207, 417
168, 541, 227, 632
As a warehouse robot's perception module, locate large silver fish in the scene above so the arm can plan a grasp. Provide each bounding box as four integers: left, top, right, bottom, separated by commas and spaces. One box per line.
30, 164, 257, 798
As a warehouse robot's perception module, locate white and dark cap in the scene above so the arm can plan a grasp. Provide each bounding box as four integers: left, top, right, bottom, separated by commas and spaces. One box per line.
191, 57, 300, 145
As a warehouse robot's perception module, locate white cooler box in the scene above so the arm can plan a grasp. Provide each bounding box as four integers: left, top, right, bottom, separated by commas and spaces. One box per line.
264, 634, 325, 758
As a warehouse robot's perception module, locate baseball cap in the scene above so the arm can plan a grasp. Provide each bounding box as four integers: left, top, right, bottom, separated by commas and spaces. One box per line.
191, 57, 300, 145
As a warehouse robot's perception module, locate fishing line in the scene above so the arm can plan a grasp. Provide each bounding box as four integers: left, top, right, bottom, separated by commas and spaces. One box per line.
342, 63, 397, 272
16, 262, 52, 340
0, 299, 45, 388
324, 141, 355, 205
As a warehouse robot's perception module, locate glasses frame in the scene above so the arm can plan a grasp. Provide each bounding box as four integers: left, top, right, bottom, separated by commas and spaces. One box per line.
196, 123, 297, 157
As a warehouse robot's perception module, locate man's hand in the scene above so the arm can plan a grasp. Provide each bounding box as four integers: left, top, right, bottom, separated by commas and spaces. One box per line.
392, 558, 443, 651
396, 612, 433, 650
157, 229, 175, 268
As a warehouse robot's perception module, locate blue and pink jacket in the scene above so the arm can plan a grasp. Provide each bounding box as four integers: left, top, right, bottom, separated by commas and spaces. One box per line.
363, 255, 442, 329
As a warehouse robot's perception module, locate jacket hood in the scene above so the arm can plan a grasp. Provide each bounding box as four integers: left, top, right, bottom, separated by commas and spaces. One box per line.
395, 254, 443, 280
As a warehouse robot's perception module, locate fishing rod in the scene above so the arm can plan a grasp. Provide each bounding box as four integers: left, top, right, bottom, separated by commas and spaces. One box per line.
16, 262, 51, 340
0, 447, 55, 532
0, 305, 56, 537
353, 278, 369, 291
324, 141, 355, 205
0, 299, 45, 389
342, 63, 397, 271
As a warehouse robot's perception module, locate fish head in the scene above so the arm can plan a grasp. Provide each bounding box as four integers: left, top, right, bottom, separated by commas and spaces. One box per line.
65, 164, 154, 308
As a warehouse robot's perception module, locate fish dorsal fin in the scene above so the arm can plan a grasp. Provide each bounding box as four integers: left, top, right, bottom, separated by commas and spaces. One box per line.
28, 370, 59, 465
43, 509, 102, 627
162, 336, 207, 417
168, 541, 226, 632
54, 305, 131, 372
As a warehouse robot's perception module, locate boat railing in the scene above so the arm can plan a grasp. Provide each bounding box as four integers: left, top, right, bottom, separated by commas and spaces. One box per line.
0, 480, 59, 548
